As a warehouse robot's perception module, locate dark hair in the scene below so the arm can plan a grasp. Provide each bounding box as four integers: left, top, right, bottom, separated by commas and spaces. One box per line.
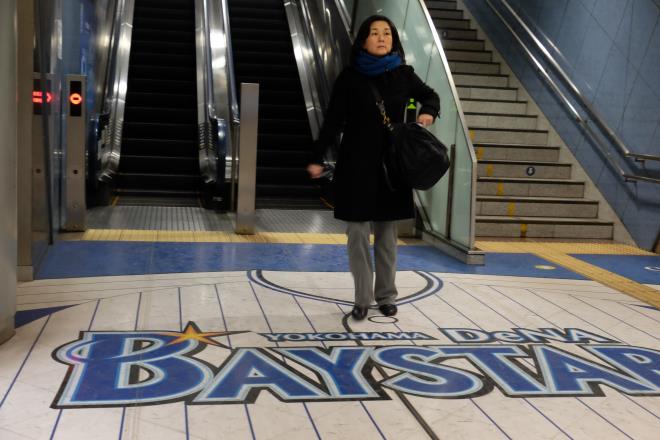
350, 15, 406, 65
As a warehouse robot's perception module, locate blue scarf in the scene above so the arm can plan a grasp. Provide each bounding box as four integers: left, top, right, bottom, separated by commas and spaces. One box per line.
354, 50, 402, 76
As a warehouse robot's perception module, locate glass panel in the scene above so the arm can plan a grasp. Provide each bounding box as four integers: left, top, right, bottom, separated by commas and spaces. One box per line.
351, 0, 476, 251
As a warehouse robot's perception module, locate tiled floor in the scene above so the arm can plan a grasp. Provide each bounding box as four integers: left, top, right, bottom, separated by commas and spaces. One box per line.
1, 240, 659, 439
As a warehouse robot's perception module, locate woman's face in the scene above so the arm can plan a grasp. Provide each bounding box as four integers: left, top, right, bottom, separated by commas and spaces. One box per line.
362, 20, 393, 57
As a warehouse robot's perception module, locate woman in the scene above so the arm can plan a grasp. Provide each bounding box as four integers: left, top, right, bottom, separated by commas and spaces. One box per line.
307, 15, 440, 320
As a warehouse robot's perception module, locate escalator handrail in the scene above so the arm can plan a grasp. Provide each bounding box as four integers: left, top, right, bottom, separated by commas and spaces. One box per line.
97, 0, 135, 182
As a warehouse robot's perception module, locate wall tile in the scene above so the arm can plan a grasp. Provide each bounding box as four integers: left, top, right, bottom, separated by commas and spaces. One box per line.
640, 19, 660, 99
593, 45, 635, 131
591, 0, 629, 40
575, 20, 612, 101
614, 0, 659, 69
555, 1, 592, 67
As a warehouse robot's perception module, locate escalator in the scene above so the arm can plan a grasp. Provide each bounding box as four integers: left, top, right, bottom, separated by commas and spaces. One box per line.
116, 0, 200, 204
228, 0, 324, 209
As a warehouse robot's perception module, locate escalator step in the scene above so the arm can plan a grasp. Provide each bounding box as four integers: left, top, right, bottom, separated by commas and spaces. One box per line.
127, 78, 195, 94
230, 17, 287, 30
258, 149, 310, 166
126, 92, 196, 109
132, 28, 194, 43
134, 17, 192, 31
134, 6, 194, 20
121, 155, 199, 174
258, 134, 312, 149
230, 28, 290, 40
130, 52, 195, 67
228, 6, 286, 19
122, 138, 197, 157
129, 65, 195, 80
131, 40, 192, 54
118, 173, 201, 191
256, 184, 320, 198
138, 0, 194, 9
233, 51, 294, 65
228, 0, 283, 10
260, 90, 304, 102
234, 63, 298, 77
257, 167, 311, 185
260, 104, 307, 119
231, 38, 291, 53
123, 122, 197, 140
124, 106, 197, 123
235, 76, 300, 90
259, 119, 311, 134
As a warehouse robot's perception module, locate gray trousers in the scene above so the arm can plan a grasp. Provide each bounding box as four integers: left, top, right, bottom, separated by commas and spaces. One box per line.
346, 221, 398, 307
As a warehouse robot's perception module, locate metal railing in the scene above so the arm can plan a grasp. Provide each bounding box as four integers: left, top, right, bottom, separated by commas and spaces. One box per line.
96, 0, 135, 182
487, 0, 660, 185
195, 0, 241, 208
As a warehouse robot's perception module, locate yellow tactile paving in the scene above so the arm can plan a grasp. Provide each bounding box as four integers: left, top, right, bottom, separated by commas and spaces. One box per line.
476, 240, 654, 255
80, 229, 428, 246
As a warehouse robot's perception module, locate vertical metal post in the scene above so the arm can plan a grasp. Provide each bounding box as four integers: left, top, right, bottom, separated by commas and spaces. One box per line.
235, 83, 259, 234
445, 144, 456, 239
62, 74, 86, 231
0, 0, 18, 344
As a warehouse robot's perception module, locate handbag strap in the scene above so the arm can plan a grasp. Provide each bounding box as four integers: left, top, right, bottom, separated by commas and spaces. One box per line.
367, 82, 395, 132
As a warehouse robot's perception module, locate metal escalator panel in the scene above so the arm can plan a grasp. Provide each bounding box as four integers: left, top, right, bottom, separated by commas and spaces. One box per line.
228, 0, 322, 209
116, 0, 200, 200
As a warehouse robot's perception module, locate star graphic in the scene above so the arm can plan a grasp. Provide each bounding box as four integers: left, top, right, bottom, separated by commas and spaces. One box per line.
158, 322, 247, 348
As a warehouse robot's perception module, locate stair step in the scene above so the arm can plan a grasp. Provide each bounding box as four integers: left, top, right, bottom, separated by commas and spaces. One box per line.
441, 38, 485, 51
450, 60, 500, 75
477, 160, 571, 179
461, 98, 527, 115
426, 1, 458, 9
436, 27, 477, 40
476, 196, 599, 218
477, 177, 585, 198
476, 216, 613, 239
457, 85, 518, 101
474, 143, 560, 161
122, 138, 197, 157
433, 18, 471, 29
470, 127, 548, 144
121, 155, 198, 174
428, 8, 463, 19
454, 73, 509, 88
445, 49, 492, 63
466, 112, 538, 130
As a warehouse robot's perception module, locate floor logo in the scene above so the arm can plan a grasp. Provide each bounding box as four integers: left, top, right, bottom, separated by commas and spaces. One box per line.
51, 324, 660, 408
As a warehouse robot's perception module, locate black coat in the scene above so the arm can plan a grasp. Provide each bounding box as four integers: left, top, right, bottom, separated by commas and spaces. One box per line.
312, 65, 440, 222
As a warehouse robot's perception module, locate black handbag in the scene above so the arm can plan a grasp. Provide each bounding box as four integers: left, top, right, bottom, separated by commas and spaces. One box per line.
368, 83, 450, 191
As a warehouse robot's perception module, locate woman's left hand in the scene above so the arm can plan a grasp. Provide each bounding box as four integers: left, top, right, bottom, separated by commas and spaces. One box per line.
417, 114, 434, 127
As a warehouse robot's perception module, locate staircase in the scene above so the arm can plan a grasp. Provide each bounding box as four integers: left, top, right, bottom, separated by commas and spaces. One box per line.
228, 0, 323, 209
117, 0, 200, 202
425, 0, 614, 239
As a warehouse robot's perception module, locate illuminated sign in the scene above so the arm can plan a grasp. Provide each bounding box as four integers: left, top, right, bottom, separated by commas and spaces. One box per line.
51, 325, 660, 408
69, 93, 82, 105
69, 80, 82, 117
32, 91, 53, 104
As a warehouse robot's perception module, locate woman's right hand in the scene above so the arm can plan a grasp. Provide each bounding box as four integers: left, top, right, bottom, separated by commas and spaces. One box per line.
307, 164, 324, 179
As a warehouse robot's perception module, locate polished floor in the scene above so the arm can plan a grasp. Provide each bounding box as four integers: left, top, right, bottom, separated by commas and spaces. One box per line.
1, 235, 659, 439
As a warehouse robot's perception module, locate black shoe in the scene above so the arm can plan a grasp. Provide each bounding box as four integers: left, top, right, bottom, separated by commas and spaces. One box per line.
379, 304, 397, 316
351, 306, 368, 320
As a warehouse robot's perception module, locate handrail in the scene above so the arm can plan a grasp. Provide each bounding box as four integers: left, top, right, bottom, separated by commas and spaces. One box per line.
195, 0, 240, 206
487, 0, 660, 185
97, 0, 135, 182
493, 0, 660, 165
